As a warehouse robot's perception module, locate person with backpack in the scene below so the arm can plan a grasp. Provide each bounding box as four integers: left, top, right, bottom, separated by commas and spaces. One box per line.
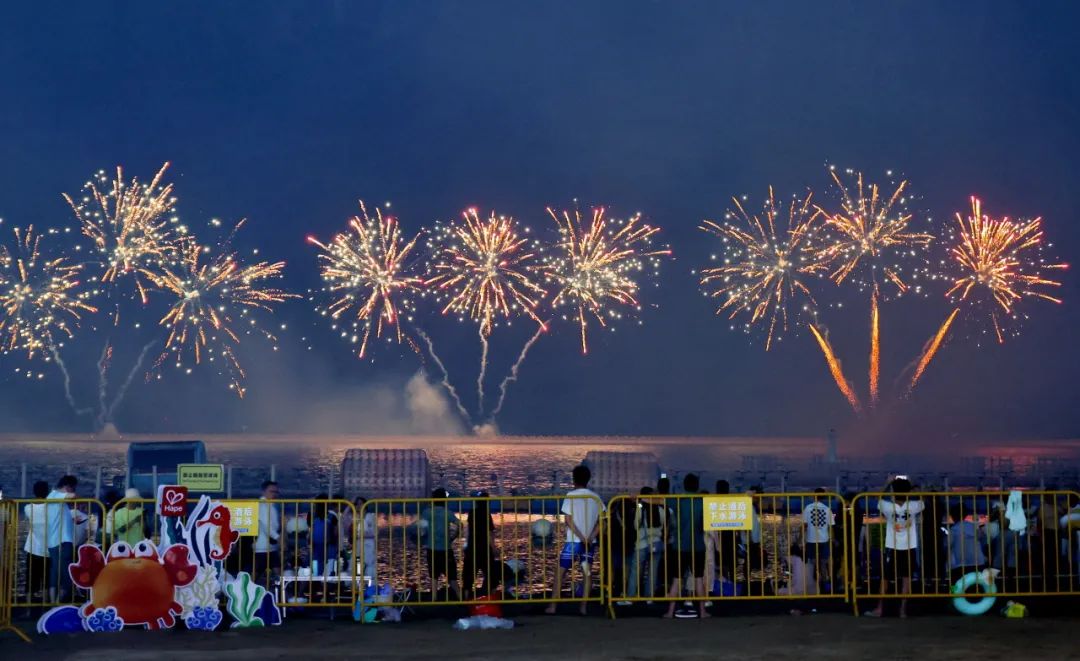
627, 486, 666, 599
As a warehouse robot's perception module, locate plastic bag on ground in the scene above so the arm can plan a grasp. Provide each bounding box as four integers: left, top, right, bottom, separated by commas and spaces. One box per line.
453, 615, 515, 630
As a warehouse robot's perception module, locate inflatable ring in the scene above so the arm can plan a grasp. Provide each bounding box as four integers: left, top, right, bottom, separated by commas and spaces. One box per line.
951, 571, 997, 616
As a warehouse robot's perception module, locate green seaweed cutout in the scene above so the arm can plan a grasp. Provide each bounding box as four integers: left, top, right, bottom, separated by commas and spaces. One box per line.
224, 572, 267, 628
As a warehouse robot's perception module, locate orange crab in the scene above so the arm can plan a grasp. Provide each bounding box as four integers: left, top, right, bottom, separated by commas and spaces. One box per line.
70, 540, 197, 630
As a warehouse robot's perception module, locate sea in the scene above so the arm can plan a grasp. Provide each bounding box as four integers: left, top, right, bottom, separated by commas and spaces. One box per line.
1, 433, 1078, 499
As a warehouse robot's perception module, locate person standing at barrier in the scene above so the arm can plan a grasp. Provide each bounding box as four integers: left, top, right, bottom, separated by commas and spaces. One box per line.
947, 504, 986, 582
109, 488, 145, 546
254, 480, 281, 587
713, 480, 737, 587
741, 485, 764, 595
664, 474, 710, 619
867, 477, 924, 618
462, 492, 497, 598
628, 486, 665, 600
311, 494, 340, 578
23, 480, 50, 601
421, 488, 461, 601
545, 465, 604, 616
46, 475, 77, 602
351, 496, 377, 582
611, 493, 638, 604
803, 488, 835, 590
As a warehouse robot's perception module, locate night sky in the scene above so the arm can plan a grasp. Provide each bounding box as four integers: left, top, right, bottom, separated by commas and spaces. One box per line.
0, 2, 1076, 444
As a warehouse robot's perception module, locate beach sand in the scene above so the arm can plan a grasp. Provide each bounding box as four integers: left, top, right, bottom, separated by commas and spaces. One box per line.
4, 613, 1077, 660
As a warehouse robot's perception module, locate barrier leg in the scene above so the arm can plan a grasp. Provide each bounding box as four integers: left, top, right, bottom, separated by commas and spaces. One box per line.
0, 623, 31, 644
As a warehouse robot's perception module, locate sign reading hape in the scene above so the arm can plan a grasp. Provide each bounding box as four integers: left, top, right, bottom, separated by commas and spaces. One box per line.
221, 500, 259, 536
703, 495, 754, 531
177, 464, 225, 492
158, 485, 189, 517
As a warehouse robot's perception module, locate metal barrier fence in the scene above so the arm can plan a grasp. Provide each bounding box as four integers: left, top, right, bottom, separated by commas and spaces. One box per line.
2, 489, 1080, 635
7, 498, 109, 611
359, 494, 606, 613
849, 490, 1080, 616
606, 492, 848, 616
107, 497, 361, 611
1, 500, 31, 641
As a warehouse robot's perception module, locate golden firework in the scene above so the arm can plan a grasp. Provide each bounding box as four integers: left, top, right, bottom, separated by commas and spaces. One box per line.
945, 196, 1066, 343
309, 202, 423, 358
63, 163, 186, 304
426, 208, 545, 336
816, 168, 933, 293
700, 188, 826, 351
544, 206, 670, 354
150, 222, 295, 396
0, 225, 97, 358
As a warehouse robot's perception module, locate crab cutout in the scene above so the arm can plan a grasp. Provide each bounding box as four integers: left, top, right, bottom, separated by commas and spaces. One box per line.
70, 540, 197, 630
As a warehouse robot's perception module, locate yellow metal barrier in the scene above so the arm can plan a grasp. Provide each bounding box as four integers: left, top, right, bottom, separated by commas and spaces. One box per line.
8, 497, 108, 611
849, 490, 1080, 616
606, 492, 849, 616
359, 494, 606, 613
108, 497, 361, 610
1, 499, 31, 641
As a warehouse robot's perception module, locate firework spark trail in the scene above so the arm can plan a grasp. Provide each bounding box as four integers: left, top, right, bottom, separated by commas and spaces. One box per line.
63, 163, 185, 306
308, 202, 423, 358
699, 189, 825, 351
101, 339, 157, 427
808, 324, 862, 413
490, 323, 546, 420
415, 327, 470, 424
94, 342, 112, 429
544, 206, 671, 354
476, 328, 489, 418
48, 344, 94, 417
944, 197, 1067, 344
869, 287, 880, 407
426, 209, 545, 335
906, 307, 959, 395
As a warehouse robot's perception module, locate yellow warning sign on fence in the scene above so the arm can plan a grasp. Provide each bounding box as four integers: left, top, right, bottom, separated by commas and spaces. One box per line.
221, 500, 260, 536
703, 495, 754, 531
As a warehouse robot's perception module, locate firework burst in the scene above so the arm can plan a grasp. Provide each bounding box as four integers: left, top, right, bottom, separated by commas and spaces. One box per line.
543, 206, 670, 354
816, 168, 933, 294
309, 202, 423, 358
906, 197, 1067, 393
150, 221, 295, 396
699, 188, 826, 351
0, 225, 97, 358
63, 163, 187, 305
425, 208, 545, 335
944, 197, 1066, 343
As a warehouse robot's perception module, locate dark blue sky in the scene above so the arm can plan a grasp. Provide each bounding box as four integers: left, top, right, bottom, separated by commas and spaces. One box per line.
0, 2, 1077, 442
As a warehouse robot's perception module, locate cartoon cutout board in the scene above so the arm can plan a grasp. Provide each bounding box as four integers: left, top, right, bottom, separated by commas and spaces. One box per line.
69, 540, 197, 630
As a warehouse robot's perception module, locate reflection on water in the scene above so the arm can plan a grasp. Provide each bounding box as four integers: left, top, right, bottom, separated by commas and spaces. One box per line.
0, 433, 1077, 498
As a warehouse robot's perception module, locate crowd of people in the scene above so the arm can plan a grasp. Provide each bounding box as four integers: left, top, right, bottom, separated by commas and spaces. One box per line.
11, 469, 1080, 620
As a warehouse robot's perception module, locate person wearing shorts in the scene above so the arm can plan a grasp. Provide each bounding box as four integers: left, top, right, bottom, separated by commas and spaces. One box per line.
545, 465, 604, 615
664, 474, 711, 619
868, 477, 925, 618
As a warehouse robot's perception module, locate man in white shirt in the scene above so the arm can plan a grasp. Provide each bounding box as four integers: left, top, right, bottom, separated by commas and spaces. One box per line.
867, 477, 924, 618
254, 480, 281, 585
802, 488, 836, 587
46, 475, 78, 601
545, 465, 604, 615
